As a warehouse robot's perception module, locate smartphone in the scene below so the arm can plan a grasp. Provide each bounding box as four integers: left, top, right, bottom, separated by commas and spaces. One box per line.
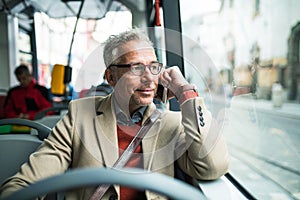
155, 84, 174, 103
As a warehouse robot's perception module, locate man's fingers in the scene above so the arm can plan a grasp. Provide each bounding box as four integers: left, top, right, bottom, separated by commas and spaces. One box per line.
159, 70, 172, 88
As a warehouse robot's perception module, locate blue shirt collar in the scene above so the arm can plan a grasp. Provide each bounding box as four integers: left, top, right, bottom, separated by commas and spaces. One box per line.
112, 94, 147, 126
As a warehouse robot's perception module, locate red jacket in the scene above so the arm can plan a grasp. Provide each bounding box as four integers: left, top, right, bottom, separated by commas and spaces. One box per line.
3, 79, 52, 120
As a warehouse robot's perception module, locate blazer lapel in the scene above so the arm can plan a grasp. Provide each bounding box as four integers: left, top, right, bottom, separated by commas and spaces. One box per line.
94, 95, 119, 167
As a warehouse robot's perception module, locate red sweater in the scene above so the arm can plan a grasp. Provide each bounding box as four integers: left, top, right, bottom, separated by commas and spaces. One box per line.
117, 123, 147, 200
3, 79, 52, 120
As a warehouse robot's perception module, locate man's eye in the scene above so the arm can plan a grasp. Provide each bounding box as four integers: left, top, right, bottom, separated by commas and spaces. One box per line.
150, 64, 159, 71
133, 65, 144, 70
150, 65, 158, 70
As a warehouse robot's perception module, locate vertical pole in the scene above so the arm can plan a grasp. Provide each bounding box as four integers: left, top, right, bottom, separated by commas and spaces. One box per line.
161, 0, 184, 111
161, 0, 184, 76
30, 8, 38, 81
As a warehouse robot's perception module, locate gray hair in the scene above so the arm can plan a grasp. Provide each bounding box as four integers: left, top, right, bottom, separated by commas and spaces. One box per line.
103, 29, 153, 67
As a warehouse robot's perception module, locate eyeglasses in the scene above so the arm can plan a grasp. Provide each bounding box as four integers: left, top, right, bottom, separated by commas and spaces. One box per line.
109, 62, 163, 76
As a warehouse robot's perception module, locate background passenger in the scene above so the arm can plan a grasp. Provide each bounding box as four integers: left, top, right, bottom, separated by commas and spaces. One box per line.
3, 64, 52, 120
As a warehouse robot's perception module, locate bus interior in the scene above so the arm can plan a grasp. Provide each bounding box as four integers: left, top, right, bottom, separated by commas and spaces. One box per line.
0, 0, 300, 199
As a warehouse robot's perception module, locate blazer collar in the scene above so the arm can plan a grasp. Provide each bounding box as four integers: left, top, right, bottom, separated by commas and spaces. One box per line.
94, 95, 119, 167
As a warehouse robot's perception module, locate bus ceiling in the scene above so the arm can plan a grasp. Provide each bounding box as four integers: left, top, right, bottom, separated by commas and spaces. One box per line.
0, 0, 147, 20
0, 0, 183, 41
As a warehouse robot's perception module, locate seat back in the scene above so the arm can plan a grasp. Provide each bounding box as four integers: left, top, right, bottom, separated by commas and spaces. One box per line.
0, 118, 51, 184
33, 106, 68, 130
34, 106, 68, 120
0, 118, 51, 140
35, 115, 63, 128
0, 134, 42, 184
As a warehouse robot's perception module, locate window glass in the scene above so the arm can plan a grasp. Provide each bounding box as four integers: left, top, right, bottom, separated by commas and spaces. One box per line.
34, 7, 132, 92
18, 30, 32, 65
180, 1, 300, 199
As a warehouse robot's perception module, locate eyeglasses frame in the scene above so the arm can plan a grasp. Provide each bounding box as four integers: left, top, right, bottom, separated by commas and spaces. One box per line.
108, 62, 163, 75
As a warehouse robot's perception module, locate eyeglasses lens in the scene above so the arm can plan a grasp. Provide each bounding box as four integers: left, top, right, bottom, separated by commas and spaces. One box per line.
131, 63, 162, 75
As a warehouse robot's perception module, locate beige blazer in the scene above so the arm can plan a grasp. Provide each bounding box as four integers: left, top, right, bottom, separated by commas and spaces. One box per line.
0, 94, 229, 199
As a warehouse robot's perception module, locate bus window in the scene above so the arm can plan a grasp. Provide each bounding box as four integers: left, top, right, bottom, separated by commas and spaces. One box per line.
180, 0, 300, 199
33, 2, 132, 94
18, 29, 32, 66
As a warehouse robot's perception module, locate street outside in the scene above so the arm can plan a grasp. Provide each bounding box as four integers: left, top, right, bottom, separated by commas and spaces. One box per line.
210, 94, 300, 200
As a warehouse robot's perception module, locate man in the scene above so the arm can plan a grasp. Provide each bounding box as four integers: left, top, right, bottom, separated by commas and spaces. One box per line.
3, 64, 52, 120
0, 29, 229, 199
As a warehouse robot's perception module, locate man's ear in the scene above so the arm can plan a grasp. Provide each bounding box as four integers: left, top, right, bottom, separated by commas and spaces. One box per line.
105, 68, 116, 87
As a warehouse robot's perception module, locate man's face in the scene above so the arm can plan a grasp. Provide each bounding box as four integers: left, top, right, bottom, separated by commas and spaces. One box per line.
17, 72, 32, 87
107, 40, 159, 112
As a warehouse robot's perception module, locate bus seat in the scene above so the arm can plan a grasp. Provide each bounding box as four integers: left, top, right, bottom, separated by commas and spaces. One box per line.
0, 118, 51, 140
0, 119, 51, 184
32, 106, 67, 129
35, 115, 62, 128
0, 134, 42, 184
34, 106, 68, 120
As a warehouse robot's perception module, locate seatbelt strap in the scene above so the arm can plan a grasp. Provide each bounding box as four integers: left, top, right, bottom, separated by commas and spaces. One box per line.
90, 109, 161, 200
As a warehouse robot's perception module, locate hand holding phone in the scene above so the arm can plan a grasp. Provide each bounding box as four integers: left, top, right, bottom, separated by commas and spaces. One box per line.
158, 66, 188, 100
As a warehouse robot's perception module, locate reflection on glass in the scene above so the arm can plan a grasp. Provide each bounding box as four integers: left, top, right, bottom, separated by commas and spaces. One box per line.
180, 0, 300, 199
